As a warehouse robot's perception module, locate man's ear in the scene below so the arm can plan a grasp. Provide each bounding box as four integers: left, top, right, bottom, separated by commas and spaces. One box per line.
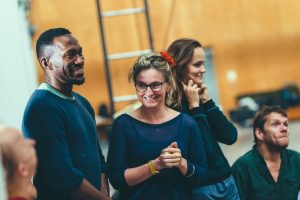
17, 163, 29, 177
40, 57, 53, 70
255, 128, 264, 141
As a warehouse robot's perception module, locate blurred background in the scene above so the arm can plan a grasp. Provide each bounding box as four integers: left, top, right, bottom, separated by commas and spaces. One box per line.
0, 0, 300, 161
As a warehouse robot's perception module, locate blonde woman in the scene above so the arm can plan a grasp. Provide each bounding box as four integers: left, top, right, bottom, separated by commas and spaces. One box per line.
107, 52, 208, 200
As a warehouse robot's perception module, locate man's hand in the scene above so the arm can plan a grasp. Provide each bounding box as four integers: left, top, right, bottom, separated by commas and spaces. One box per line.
70, 179, 112, 200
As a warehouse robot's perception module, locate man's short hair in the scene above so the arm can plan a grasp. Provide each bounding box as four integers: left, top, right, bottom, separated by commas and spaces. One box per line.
253, 105, 287, 143
36, 28, 71, 60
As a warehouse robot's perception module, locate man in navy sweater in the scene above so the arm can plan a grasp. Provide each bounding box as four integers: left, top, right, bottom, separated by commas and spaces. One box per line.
22, 28, 111, 200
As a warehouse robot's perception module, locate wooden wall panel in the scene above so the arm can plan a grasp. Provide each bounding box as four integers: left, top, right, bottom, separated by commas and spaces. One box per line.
29, 0, 300, 114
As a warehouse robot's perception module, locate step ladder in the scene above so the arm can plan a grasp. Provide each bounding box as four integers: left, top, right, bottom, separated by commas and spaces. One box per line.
96, 0, 154, 115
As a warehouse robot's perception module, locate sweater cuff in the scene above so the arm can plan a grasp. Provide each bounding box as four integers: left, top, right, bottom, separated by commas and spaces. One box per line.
185, 160, 195, 178
203, 99, 217, 111
64, 172, 84, 197
189, 106, 206, 116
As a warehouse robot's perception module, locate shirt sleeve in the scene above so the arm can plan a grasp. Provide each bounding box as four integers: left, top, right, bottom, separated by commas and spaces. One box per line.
22, 102, 83, 197
76, 94, 107, 173
202, 99, 238, 145
232, 159, 250, 200
107, 116, 130, 190
183, 117, 208, 186
97, 136, 107, 173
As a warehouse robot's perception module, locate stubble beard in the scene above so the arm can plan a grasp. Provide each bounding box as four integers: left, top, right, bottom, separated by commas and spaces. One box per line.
63, 65, 85, 85
71, 77, 85, 85
265, 140, 289, 153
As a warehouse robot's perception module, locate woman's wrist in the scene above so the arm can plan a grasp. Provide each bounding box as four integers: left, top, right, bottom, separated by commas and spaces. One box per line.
189, 101, 200, 109
178, 158, 188, 175
152, 158, 162, 171
148, 160, 160, 175
200, 96, 211, 104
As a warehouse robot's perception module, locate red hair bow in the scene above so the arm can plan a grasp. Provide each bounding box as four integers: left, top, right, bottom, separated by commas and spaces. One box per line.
160, 51, 176, 67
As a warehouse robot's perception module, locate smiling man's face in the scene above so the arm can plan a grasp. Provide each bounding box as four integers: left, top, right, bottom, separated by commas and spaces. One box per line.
49, 34, 85, 85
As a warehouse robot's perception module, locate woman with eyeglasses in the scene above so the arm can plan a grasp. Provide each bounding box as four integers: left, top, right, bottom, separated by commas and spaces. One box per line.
167, 38, 240, 200
107, 52, 208, 200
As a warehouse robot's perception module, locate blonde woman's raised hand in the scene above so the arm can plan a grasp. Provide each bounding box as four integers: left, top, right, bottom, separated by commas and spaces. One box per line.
154, 142, 182, 170
152, 142, 188, 175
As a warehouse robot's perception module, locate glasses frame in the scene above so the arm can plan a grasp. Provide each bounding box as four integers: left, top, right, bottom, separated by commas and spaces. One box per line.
135, 81, 166, 93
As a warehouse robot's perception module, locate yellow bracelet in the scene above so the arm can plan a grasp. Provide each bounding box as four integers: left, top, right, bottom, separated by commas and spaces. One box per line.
148, 160, 160, 175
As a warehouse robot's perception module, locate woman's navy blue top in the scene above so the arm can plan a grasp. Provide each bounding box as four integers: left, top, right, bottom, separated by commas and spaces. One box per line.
107, 113, 207, 200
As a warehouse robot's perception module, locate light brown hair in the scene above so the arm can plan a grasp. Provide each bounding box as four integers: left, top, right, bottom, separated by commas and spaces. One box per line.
167, 38, 202, 108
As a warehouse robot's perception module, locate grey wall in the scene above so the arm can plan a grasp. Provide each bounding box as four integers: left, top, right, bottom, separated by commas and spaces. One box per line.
0, 152, 7, 200
0, 0, 37, 129
203, 48, 220, 106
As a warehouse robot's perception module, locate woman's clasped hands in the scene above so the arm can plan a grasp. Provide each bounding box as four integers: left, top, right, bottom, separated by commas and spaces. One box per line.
152, 142, 188, 175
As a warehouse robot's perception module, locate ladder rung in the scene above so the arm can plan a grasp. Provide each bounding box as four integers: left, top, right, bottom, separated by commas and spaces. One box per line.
102, 8, 145, 17
108, 49, 152, 60
113, 95, 138, 103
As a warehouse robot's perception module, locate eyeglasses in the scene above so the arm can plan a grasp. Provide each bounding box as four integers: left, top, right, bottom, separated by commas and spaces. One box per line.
135, 81, 166, 93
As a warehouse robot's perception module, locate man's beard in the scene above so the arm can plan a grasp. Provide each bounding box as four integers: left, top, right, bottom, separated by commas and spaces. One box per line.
265, 140, 288, 153
71, 77, 85, 85
63, 66, 85, 85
